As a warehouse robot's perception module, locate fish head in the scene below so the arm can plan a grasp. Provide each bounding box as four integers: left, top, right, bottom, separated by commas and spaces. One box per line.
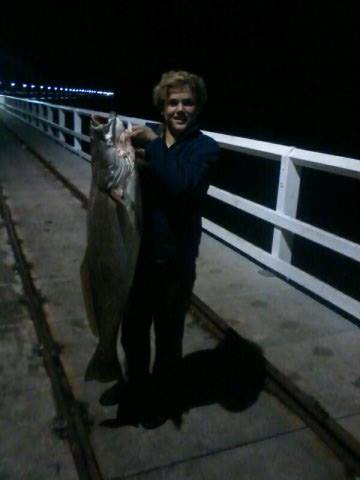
91, 113, 126, 146
111, 115, 126, 144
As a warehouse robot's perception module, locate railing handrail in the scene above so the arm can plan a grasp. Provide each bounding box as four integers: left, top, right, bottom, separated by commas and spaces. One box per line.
203, 130, 295, 160
2, 95, 359, 175
1, 94, 359, 320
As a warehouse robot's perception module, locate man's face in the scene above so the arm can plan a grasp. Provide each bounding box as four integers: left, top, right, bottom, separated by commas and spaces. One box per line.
162, 86, 198, 137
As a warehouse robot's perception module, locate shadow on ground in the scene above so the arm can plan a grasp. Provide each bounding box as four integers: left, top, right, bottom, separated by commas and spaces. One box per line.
100, 334, 267, 429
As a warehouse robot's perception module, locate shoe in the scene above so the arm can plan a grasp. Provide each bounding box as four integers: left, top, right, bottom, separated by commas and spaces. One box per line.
100, 384, 141, 427
99, 381, 127, 406
140, 411, 168, 429
101, 407, 140, 428
138, 385, 168, 429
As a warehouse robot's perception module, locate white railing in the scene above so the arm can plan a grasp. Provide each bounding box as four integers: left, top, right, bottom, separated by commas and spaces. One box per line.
1, 94, 359, 320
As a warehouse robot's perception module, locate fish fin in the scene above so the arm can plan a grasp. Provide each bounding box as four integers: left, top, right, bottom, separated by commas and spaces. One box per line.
80, 250, 99, 336
85, 346, 122, 383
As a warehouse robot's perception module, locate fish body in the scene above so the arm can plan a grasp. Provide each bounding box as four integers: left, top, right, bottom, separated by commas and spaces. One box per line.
81, 114, 141, 382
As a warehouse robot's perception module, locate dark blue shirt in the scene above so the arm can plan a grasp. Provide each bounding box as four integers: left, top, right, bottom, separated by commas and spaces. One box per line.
140, 125, 219, 271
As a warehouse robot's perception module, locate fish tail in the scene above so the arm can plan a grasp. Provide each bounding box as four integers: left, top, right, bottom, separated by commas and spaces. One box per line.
85, 346, 123, 383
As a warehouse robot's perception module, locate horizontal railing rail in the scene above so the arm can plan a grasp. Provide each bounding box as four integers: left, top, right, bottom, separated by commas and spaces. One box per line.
209, 186, 360, 262
1, 94, 359, 320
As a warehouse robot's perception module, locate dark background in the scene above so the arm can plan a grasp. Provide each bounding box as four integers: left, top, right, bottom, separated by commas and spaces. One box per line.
1, 1, 359, 156
1, 1, 359, 302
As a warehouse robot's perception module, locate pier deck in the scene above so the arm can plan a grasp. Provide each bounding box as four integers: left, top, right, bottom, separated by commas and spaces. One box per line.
0, 111, 358, 479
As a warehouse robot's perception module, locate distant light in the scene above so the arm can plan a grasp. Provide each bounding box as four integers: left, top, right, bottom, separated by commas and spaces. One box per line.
23, 83, 28, 88
35, 85, 114, 95
11, 82, 16, 87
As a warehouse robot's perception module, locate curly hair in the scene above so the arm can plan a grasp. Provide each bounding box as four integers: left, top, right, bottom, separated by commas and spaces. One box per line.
153, 70, 207, 113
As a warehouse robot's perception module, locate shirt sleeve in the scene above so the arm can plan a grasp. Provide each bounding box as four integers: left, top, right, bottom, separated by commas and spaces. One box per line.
146, 137, 219, 198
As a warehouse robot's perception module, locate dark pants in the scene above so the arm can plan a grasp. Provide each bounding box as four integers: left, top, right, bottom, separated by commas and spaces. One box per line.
121, 258, 196, 385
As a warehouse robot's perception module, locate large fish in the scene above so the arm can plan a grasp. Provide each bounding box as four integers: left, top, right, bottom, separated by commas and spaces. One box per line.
81, 114, 142, 382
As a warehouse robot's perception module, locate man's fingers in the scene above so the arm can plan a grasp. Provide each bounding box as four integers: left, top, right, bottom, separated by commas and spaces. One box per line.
127, 126, 158, 147
129, 129, 140, 137
135, 148, 145, 159
91, 114, 107, 125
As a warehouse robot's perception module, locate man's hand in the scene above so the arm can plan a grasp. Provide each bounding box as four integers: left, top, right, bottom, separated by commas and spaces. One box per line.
130, 125, 158, 148
135, 148, 146, 160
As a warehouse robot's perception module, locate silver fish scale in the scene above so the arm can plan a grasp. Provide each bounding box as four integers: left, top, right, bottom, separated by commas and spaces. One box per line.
81, 114, 142, 383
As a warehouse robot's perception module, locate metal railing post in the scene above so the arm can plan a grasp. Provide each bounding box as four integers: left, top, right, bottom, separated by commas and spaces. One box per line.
41, 105, 48, 132
48, 107, 54, 138
271, 148, 301, 263
73, 112, 82, 152
34, 104, 39, 127
58, 109, 66, 144
32, 102, 36, 126
27, 102, 33, 124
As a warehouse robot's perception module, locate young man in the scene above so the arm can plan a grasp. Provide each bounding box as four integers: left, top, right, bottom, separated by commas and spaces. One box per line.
101, 71, 219, 428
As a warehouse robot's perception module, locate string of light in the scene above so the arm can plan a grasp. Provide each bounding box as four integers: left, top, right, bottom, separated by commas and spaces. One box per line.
3, 81, 113, 96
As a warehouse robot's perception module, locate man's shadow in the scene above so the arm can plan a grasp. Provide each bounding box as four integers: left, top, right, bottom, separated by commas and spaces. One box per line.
101, 332, 267, 429
166, 333, 267, 427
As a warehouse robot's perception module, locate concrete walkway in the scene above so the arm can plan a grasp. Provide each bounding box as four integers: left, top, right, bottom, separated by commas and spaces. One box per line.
0, 110, 358, 479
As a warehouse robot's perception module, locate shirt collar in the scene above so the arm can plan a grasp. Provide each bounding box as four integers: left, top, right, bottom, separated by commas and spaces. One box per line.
160, 123, 200, 147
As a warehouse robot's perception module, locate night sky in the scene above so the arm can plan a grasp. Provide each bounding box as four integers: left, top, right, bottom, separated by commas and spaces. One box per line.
1, 1, 359, 156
